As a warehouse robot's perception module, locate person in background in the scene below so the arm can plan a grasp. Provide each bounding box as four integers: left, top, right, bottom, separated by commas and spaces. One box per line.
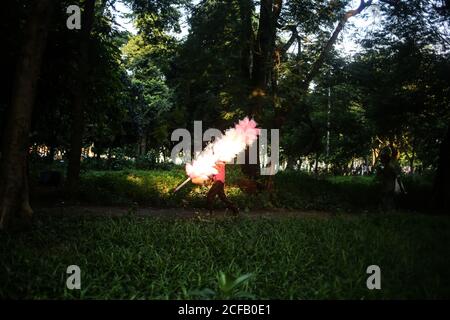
206, 160, 239, 216
391, 148, 406, 196
376, 146, 404, 211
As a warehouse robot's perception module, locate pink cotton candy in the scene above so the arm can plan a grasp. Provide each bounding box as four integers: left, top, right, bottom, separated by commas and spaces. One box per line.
185, 117, 260, 182
235, 117, 261, 145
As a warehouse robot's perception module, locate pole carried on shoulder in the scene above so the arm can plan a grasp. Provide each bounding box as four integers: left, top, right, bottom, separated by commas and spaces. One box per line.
173, 177, 191, 193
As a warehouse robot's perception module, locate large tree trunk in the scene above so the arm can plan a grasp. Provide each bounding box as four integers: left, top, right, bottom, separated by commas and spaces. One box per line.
139, 134, 147, 156
238, 0, 254, 84
242, 0, 282, 180
250, 0, 282, 116
66, 0, 96, 194
432, 127, 450, 213
0, 0, 53, 230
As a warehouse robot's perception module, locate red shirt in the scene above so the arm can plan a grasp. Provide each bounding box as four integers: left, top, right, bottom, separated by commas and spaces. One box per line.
213, 162, 225, 183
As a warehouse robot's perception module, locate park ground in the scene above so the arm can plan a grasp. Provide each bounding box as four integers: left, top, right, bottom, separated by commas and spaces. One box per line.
2, 0, 449, 301
0, 168, 449, 299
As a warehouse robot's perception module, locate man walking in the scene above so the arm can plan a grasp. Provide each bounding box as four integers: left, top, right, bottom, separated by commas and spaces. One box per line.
206, 161, 239, 215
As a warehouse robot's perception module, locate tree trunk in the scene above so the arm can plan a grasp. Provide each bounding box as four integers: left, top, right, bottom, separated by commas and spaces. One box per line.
410, 139, 416, 174
238, 0, 254, 84
314, 153, 319, 175
432, 127, 450, 213
0, 0, 53, 230
286, 156, 297, 170
66, 0, 96, 194
409, 152, 415, 174
250, 0, 282, 116
139, 134, 147, 156
242, 0, 282, 180
47, 143, 56, 163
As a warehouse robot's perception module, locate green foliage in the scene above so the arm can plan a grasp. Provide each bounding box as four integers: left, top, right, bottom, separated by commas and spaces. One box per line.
1, 213, 449, 299
78, 148, 177, 172
348, 40, 450, 168
189, 271, 254, 299
4, 0, 448, 176
72, 168, 433, 213
171, 0, 252, 127
216, 271, 254, 299
78, 169, 186, 206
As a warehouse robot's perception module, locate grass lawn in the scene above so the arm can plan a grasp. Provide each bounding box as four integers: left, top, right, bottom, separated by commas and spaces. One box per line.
40, 168, 430, 213
1, 212, 449, 299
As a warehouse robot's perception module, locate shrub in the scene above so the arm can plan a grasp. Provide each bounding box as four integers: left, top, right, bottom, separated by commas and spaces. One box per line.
75, 168, 434, 213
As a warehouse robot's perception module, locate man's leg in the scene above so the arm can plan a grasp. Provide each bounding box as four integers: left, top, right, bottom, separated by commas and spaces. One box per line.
207, 181, 221, 214
217, 182, 239, 214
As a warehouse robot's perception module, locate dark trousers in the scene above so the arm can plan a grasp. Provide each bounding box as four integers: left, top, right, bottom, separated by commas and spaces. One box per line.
207, 181, 238, 214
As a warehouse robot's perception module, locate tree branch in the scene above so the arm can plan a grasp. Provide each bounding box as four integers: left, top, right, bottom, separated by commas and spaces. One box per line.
301, 0, 373, 91
281, 24, 299, 55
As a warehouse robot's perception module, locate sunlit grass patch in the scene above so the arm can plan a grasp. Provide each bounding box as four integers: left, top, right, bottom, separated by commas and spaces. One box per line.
76, 169, 433, 213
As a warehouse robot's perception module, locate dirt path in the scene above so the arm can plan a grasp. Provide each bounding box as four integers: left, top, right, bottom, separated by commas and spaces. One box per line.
34, 205, 336, 219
